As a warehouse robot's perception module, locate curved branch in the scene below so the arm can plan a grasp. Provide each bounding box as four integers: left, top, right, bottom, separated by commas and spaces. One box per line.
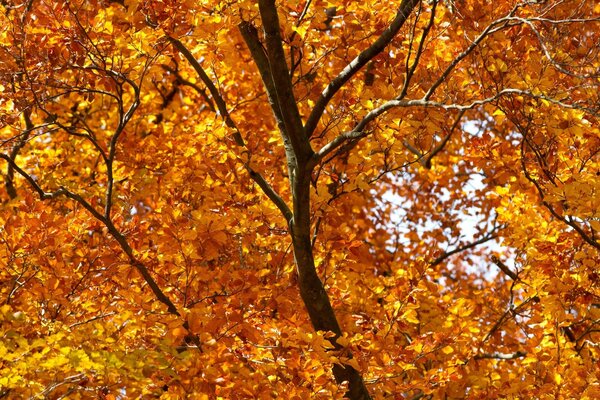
161, 64, 216, 112
247, 167, 293, 222
5, 111, 34, 199
0, 153, 107, 221
168, 37, 245, 147
491, 255, 518, 281
104, 69, 141, 219
238, 21, 289, 140
404, 109, 465, 168
520, 138, 600, 251
399, 0, 438, 99
508, 16, 600, 79
423, 2, 525, 101
315, 87, 600, 162
429, 226, 503, 268
305, 0, 420, 137
422, 109, 465, 168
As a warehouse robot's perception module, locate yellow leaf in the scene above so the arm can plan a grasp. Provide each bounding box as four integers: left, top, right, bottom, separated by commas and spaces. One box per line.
292, 25, 308, 39
402, 308, 420, 324
336, 335, 350, 347
343, 357, 361, 371
554, 372, 562, 385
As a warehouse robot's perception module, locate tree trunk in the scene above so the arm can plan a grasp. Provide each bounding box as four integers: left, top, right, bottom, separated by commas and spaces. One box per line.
252, 1, 375, 396
291, 168, 372, 400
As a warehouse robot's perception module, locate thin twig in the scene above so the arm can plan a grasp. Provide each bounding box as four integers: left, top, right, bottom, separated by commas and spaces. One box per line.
429, 227, 502, 268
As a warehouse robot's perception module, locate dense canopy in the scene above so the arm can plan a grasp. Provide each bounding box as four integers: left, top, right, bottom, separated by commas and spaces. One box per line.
1, 0, 599, 398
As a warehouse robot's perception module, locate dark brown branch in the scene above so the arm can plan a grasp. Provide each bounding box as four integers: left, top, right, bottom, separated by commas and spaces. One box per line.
520, 138, 600, 251
404, 109, 465, 169
238, 20, 296, 169
399, 0, 437, 100
69, 311, 117, 329
297, 0, 313, 24
491, 255, 518, 281
429, 228, 502, 268
252, 3, 373, 398
247, 167, 293, 222
0, 154, 182, 316
483, 296, 538, 342
161, 64, 216, 112
107, 223, 180, 315
474, 351, 526, 360
168, 37, 245, 147
422, 109, 465, 168
0, 154, 106, 221
423, 6, 520, 101
5, 110, 33, 199
402, 140, 425, 161
105, 72, 140, 219
315, 86, 600, 162
304, 0, 420, 138
257, 0, 313, 161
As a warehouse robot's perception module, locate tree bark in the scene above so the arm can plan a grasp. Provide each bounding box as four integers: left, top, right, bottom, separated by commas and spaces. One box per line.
252, 1, 374, 397
291, 167, 372, 400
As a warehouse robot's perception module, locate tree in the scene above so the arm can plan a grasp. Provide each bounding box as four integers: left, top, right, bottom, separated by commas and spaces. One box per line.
0, 0, 599, 398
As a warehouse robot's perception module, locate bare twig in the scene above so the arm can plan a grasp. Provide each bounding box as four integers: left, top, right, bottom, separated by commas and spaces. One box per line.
491, 255, 518, 281
429, 227, 503, 268
69, 311, 117, 329
33, 373, 86, 400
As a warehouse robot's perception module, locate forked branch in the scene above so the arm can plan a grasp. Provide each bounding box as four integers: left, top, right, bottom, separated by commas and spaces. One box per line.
429, 225, 504, 268
257, 0, 313, 160
404, 109, 465, 168
0, 153, 181, 316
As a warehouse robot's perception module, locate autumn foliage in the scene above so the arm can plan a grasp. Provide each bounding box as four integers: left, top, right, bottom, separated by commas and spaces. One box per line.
1, 0, 599, 398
